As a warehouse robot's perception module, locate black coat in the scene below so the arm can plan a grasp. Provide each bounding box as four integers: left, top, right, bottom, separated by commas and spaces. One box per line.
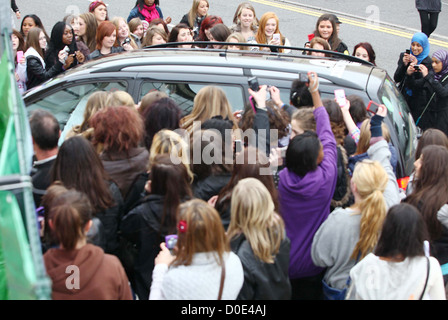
95, 181, 125, 256
394, 53, 434, 129
422, 73, 448, 135
120, 194, 168, 300
26, 55, 63, 90
230, 233, 292, 300
192, 173, 231, 202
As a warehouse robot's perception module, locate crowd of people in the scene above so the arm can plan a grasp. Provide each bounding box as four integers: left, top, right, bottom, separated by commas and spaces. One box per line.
11, 0, 448, 300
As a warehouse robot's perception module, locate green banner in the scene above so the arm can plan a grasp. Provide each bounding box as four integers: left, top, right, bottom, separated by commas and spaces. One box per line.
0, 27, 51, 300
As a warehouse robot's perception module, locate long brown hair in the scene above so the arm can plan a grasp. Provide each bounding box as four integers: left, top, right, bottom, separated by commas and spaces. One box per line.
406, 145, 448, 241
25, 27, 45, 58
149, 154, 193, 235
171, 199, 230, 267
50, 136, 115, 212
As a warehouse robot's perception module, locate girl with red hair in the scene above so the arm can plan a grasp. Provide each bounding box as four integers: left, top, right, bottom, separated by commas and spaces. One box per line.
255, 12, 291, 53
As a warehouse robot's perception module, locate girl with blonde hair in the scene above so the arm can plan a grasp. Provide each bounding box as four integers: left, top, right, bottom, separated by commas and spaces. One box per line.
149, 198, 244, 300
65, 91, 110, 140
230, 2, 259, 42
179, 0, 209, 40
105, 90, 137, 109
227, 178, 291, 299
149, 129, 194, 183
312, 105, 401, 299
180, 85, 238, 134
123, 129, 192, 214
224, 32, 249, 50
255, 12, 291, 53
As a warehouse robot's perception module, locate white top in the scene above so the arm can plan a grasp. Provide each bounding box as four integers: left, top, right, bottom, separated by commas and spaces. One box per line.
149, 251, 244, 300
347, 253, 446, 300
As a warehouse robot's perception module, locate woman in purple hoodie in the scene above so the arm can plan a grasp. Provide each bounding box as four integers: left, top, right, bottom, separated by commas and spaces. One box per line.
277, 72, 338, 300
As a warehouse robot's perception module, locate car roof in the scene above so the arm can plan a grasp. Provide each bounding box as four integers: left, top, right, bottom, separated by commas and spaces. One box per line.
24, 46, 382, 98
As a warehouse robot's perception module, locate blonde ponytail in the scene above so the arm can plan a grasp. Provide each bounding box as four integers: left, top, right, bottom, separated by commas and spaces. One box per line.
350, 160, 388, 260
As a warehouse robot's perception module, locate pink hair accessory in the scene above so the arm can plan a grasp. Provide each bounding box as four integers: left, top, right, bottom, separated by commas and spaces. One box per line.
178, 220, 188, 233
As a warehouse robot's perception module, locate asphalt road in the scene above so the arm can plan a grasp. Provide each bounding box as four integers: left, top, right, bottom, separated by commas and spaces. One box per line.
12, 0, 448, 76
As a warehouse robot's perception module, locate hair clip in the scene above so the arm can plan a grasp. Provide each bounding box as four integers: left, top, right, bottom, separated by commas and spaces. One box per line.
178, 220, 188, 233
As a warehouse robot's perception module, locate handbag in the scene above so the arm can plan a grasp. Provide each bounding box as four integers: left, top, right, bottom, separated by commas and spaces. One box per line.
322, 251, 361, 300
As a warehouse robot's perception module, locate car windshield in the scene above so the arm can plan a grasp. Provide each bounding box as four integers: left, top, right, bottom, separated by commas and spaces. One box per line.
378, 76, 418, 176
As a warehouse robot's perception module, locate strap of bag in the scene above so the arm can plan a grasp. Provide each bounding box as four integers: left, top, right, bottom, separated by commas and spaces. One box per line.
419, 256, 430, 300
416, 73, 448, 126
217, 260, 226, 300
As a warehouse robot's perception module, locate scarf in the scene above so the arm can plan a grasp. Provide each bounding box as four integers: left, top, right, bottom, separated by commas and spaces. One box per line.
410, 32, 430, 64
433, 49, 448, 81
138, 4, 160, 22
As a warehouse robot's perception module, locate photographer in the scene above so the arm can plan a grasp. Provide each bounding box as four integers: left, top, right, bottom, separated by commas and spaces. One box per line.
414, 49, 448, 135
394, 32, 433, 130
44, 21, 85, 75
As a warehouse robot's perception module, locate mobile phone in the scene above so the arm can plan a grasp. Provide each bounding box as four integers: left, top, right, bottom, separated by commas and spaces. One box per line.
334, 89, 346, 107
248, 76, 259, 91
367, 100, 380, 114
16, 50, 24, 63
405, 49, 410, 54
414, 65, 421, 71
299, 72, 309, 83
165, 234, 178, 255
273, 33, 280, 41
279, 146, 287, 158
234, 139, 242, 153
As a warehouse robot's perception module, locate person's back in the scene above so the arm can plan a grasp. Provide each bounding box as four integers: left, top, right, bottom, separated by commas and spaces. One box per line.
276, 72, 337, 299
44, 243, 132, 300
42, 186, 132, 300
347, 203, 446, 300
278, 105, 337, 279
149, 199, 244, 300
227, 178, 291, 300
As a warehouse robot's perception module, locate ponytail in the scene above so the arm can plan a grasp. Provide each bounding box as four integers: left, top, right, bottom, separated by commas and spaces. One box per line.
350, 160, 388, 260
49, 189, 93, 251
351, 189, 387, 259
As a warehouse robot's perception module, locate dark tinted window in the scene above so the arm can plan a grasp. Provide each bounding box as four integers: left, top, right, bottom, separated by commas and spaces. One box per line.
26, 81, 127, 142
139, 82, 245, 114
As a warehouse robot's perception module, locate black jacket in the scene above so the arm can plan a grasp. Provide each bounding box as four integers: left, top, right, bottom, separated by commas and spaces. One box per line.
26, 55, 63, 90
192, 173, 231, 202
394, 53, 434, 129
95, 181, 125, 256
230, 233, 292, 300
120, 194, 168, 300
421, 72, 448, 135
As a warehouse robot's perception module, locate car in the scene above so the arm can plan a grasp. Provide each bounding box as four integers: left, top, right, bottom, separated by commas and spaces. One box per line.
23, 44, 418, 184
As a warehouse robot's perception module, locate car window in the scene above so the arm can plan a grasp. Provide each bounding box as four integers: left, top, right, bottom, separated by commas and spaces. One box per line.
26, 81, 128, 142
378, 77, 417, 176
139, 82, 246, 114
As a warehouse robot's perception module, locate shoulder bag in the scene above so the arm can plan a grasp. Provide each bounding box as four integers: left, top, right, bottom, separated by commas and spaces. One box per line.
322, 251, 361, 300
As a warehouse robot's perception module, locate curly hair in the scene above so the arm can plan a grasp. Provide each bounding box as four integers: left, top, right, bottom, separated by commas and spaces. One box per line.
90, 105, 144, 153
239, 100, 291, 140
